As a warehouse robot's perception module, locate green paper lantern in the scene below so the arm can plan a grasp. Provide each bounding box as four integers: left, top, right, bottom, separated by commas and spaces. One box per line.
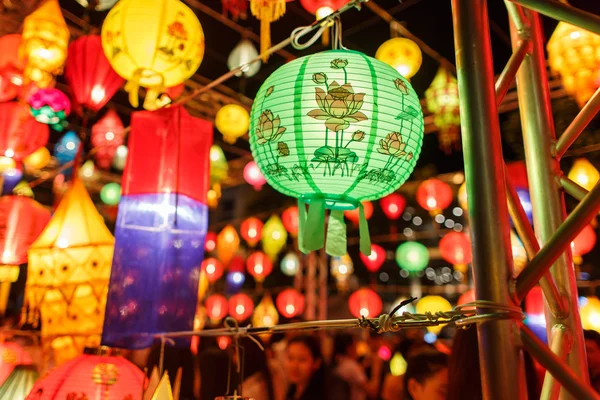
100, 182, 121, 205
395, 241, 429, 272
249, 50, 424, 256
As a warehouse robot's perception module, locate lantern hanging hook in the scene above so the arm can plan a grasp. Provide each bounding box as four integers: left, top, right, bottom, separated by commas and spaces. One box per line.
332, 17, 348, 50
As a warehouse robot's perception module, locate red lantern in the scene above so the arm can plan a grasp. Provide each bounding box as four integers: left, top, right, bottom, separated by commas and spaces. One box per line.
0, 342, 32, 386
457, 289, 475, 306
282, 206, 299, 237
65, 35, 125, 114
506, 161, 528, 188
205, 294, 228, 321
300, 0, 348, 17
241, 217, 263, 247
244, 161, 266, 190
439, 232, 472, 271
380, 193, 406, 220
0, 196, 51, 266
416, 178, 453, 214
90, 109, 125, 169
571, 224, 596, 262
344, 201, 373, 225
202, 257, 224, 283
229, 254, 246, 273
276, 288, 305, 318
229, 293, 254, 321
247, 251, 273, 282
205, 231, 217, 252
525, 286, 545, 317
0, 34, 25, 103
348, 288, 382, 318
26, 354, 144, 398
0, 102, 49, 160
359, 244, 386, 273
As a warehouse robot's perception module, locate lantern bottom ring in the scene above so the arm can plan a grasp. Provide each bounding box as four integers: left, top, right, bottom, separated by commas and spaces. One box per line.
300, 193, 360, 211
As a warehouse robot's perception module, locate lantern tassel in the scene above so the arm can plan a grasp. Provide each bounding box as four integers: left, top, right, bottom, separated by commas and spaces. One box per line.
260, 18, 271, 63
125, 80, 140, 108
326, 210, 346, 256
358, 203, 371, 255
300, 199, 325, 253
298, 199, 308, 253
251, 0, 286, 63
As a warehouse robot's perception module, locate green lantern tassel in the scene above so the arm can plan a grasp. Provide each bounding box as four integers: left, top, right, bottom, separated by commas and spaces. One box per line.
359, 202, 372, 255
326, 210, 347, 256
298, 199, 308, 253
301, 199, 326, 253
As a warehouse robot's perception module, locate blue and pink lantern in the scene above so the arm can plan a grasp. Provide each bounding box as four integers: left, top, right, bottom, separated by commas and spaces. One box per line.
102, 105, 212, 348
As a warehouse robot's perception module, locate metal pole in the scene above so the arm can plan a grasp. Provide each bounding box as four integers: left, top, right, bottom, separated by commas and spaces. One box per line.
508, 8, 590, 396
559, 176, 589, 202
541, 325, 573, 400
451, 1, 522, 399
495, 39, 530, 106
508, 0, 600, 36
555, 86, 600, 159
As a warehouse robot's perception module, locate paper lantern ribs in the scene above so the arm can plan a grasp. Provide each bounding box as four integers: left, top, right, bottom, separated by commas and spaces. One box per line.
102, 105, 212, 348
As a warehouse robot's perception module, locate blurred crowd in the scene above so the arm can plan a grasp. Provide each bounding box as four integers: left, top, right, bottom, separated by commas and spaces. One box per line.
142, 326, 600, 400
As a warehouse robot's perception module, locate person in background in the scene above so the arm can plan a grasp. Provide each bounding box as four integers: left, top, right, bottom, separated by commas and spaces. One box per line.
364, 331, 391, 400
239, 337, 274, 400
285, 335, 349, 400
403, 351, 448, 400
584, 330, 600, 392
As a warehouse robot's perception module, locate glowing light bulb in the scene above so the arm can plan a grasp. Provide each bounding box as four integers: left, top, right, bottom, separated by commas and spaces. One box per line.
91, 86, 106, 104
272, 231, 281, 240
426, 198, 437, 208
316, 6, 334, 19
105, 131, 115, 140
4, 149, 14, 158
255, 264, 264, 274
236, 305, 245, 315
339, 265, 348, 274
286, 304, 295, 314
360, 307, 369, 317
570, 31, 581, 39
249, 228, 257, 238
396, 65, 410, 76
206, 264, 215, 274
57, 238, 69, 248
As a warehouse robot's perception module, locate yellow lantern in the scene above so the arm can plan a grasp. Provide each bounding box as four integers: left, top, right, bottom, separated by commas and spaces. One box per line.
250, 0, 287, 62
375, 38, 422, 79
101, 0, 205, 109
425, 67, 461, 154
20, 0, 69, 87
415, 295, 452, 335
547, 22, 600, 107
261, 215, 288, 261
216, 225, 240, 266
209, 145, 228, 209
24, 147, 51, 170
458, 182, 468, 211
215, 104, 250, 144
330, 254, 353, 290
568, 158, 599, 192
197, 269, 209, 301
581, 296, 600, 332
24, 180, 114, 364
252, 294, 279, 330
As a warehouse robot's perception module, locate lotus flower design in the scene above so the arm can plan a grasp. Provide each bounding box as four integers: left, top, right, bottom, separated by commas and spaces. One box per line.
255, 110, 286, 145
307, 81, 368, 132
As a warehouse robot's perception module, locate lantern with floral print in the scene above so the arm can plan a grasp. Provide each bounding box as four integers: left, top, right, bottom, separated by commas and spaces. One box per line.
425, 67, 460, 154
28, 88, 71, 131
249, 50, 424, 257
91, 110, 125, 169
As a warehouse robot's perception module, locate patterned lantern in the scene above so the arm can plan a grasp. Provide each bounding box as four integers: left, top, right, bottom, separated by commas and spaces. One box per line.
581, 296, 600, 332
0, 102, 49, 160
547, 22, 600, 107
0, 342, 33, 386
0, 196, 50, 314
568, 158, 599, 192
205, 231, 217, 253
228, 39, 261, 78
229, 293, 254, 322
53, 131, 81, 166
249, 50, 424, 257
26, 354, 144, 399
253, 294, 279, 328
457, 289, 475, 306
276, 288, 305, 318
241, 217, 263, 247
202, 257, 225, 283
209, 145, 228, 208
65, 35, 125, 114
439, 232, 472, 273
217, 225, 240, 266
375, 38, 422, 79
216, 104, 250, 144
244, 160, 267, 190
28, 88, 70, 131
348, 288, 382, 318
20, 0, 70, 87
91, 110, 125, 170
75, 0, 119, 11
24, 147, 51, 171
101, 0, 205, 109
395, 241, 429, 273
425, 67, 460, 154
112, 145, 128, 171
359, 243, 386, 273
25, 180, 114, 362
205, 294, 229, 322
0, 365, 37, 399
416, 296, 452, 335
380, 193, 406, 220
102, 106, 211, 349
262, 215, 287, 260
330, 254, 354, 286
344, 201, 373, 226
280, 252, 300, 276
571, 224, 596, 265
282, 206, 299, 237
247, 251, 273, 282
0, 34, 25, 103
416, 178, 453, 215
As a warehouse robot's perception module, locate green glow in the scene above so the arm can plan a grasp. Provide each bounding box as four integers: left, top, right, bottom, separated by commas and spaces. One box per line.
395, 241, 429, 272
100, 182, 121, 205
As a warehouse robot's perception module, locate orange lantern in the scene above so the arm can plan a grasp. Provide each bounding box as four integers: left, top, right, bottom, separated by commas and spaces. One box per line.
252, 294, 279, 328
416, 178, 453, 215
217, 225, 240, 266
205, 231, 217, 253
282, 206, 299, 237
457, 289, 475, 306
205, 294, 229, 322
359, 243, 386, 273
439, 232, 472, 273
241, 217, 263, 247
202, 257, 225, 283
348, 288, 382, 318
571, 224, 596, 265
276, 288, 305, 318
344, 201, 373, 225
0, 34, 25, 102
247, 251, 273, 282
380, 193, 406, 220
229, 293, 254, 322
0, 342, 32, 386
